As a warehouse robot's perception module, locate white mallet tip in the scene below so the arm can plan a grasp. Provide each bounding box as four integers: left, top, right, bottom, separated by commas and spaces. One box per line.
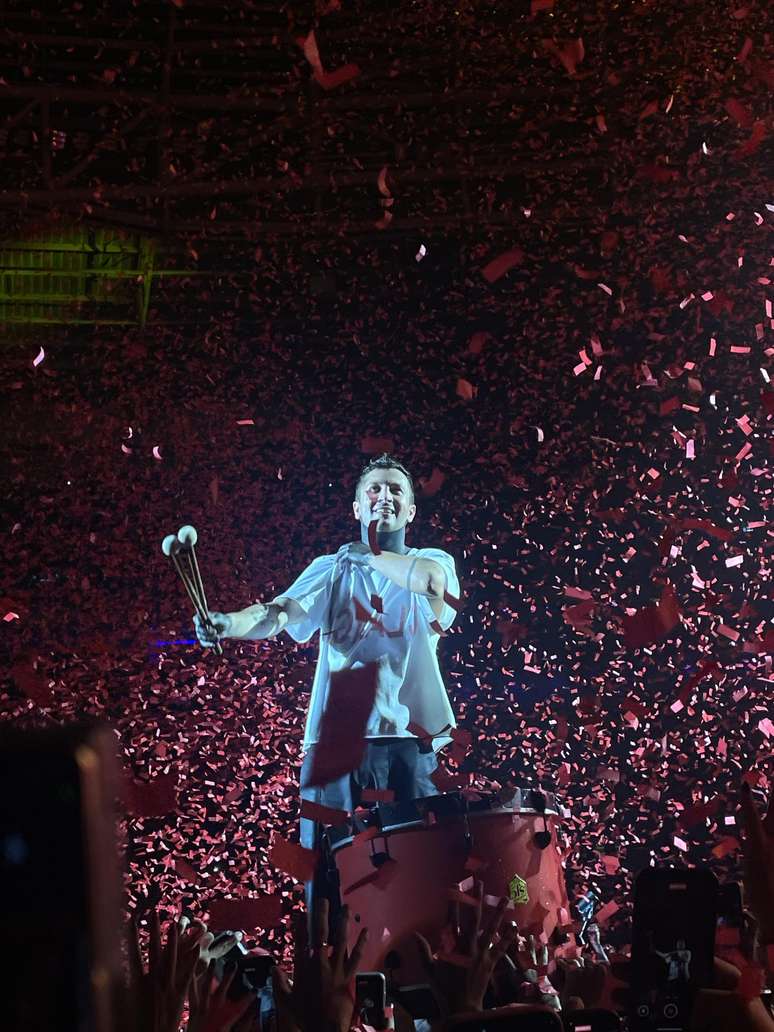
162, 534, 178, 556
177, 524, 198, 547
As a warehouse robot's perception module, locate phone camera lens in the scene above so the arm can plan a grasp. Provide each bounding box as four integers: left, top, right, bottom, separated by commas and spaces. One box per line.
663, 1003, 679, 1018
636, 1004, 650, 1017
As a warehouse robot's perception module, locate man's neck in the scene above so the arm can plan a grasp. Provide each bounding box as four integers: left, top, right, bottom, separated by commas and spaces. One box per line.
360, 523, 409, 555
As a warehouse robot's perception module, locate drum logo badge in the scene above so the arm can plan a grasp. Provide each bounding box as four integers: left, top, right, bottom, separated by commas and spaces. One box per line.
508, 874, 529, 905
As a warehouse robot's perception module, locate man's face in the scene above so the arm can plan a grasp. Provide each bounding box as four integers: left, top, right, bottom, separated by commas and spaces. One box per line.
353, 468, 416, 533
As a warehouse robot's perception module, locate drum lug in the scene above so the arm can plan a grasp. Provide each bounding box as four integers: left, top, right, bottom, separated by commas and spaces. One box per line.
532, 790, 552, 850
369, 837, 392, 869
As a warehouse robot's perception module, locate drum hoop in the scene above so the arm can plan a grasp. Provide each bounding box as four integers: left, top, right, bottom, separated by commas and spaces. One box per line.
329, 804, 559, 851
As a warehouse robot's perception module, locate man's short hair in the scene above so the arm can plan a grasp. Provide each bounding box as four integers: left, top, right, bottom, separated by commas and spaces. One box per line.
355, 453, 415, 505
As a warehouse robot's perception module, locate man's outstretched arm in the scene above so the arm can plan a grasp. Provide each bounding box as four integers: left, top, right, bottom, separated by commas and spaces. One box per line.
227, 597, 308, 640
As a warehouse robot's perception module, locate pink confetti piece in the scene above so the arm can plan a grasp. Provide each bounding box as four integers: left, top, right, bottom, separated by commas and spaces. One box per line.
152, 445, 162, 460
4, 611, 20, 621
415, 244, 427, 262
236, 418, 255, 426
717, 624, 740, 642
597, 282, 613, 295
32, 346, 45, 367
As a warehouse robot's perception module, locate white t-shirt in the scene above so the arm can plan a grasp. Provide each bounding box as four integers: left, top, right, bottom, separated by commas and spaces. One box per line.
273, 545, 460, 754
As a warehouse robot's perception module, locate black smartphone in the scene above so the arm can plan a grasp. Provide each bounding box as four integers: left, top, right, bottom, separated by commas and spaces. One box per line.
0, 723, 122, 1032
447, 1006, 563, 1031
630, 866, 718, 1032
394, 983, 442, 1020
716, 881, 744, 949
563, 1008, 622, 1031
355, 971, 387, 1028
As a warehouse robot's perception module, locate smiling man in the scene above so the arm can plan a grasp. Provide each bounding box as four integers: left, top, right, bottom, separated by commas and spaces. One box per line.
193, 452, 460, 855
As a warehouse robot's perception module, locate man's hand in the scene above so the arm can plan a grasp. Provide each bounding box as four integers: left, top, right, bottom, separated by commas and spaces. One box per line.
194, 611, 233, 648
338, 542, 374, 567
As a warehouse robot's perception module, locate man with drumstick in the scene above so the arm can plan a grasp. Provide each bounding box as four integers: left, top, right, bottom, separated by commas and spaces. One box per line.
194, 454, 460, 869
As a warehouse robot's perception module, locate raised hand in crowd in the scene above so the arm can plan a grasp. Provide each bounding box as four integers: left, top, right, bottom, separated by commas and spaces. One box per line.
741, 782, 774, 955
272, 898, 367, 1032
684, 783, 774, 1032
414, 881, 517, 1018
122, 907, 203, 1032
187, 958, 255, 1032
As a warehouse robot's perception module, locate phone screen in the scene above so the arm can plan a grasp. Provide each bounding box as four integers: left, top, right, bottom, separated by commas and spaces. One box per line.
563, 1009, 622, 1031
448, 1013, 562, 1032
355, 972, 386, 1027
630, 868, 718, 1032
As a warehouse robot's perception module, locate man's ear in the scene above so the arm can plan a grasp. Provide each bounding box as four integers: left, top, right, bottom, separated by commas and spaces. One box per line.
406, 504, 417, 524
352, 500, 360, 520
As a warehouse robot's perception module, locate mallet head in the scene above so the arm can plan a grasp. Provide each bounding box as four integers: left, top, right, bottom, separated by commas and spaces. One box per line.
177, 524, 198, 548
162, 534, 179, 556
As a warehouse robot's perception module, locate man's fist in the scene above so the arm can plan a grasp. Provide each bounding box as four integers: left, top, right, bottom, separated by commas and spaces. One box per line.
194, 610, 232, 648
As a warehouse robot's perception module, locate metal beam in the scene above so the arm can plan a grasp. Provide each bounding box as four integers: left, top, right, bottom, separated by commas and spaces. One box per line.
0, 156, 603, 206
0, 80, 567, 113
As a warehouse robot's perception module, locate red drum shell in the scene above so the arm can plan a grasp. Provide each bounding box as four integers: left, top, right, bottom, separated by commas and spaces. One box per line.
332, 804, 571, 982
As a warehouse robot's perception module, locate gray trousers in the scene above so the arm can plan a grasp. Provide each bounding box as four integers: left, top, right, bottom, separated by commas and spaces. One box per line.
299, 738, 439, 911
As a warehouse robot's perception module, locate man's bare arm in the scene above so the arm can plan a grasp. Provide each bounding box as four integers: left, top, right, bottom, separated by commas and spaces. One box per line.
226, 597, 308, 640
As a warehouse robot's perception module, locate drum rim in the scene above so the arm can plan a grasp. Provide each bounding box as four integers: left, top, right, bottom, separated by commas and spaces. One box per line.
330, 804, 560, 850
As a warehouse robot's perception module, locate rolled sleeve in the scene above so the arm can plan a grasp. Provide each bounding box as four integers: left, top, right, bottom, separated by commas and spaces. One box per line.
271, 553, 336, 643
414, 548, 460, 632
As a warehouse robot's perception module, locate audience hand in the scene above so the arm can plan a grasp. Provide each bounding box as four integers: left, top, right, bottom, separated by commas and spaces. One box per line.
125, 907, 203, 1032
188, 958, 256, 1032
741, 782, 774, 950
272, 899, 367, 1032
414, 881, 517, 1017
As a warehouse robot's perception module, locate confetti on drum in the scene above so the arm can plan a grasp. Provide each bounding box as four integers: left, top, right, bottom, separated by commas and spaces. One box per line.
0, 0, 771, 970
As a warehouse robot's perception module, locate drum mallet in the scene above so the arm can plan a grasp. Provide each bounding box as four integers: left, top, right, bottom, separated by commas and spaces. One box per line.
161, 530, 223, 655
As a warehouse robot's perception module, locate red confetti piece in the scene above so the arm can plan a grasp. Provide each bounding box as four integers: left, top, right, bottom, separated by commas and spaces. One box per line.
11, 657, 53, 706
418, 467, 446, 496
429, 619, 447, 637
299, 799, 350, 825
456, 378, 477, 400
595, 901, 619, 926
303, 664, 378, 788
622, 585, 681, 649
361, 436, 394, 454
296, 32, 360, 91
126, 773, 178, 818
360, 787, 396, 803
367, 519, 382, 556
736, 965, 766, 1001
268, 834, 318, 883
208, 895, 283, 931
174, 858, 200, 883
481, 248, 525, 283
